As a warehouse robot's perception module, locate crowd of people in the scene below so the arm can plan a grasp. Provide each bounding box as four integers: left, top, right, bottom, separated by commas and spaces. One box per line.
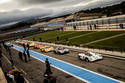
0, 42, 25, 83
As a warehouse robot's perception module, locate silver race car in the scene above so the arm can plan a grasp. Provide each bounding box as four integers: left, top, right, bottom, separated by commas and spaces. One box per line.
78, 51, 103, 62
4, 42, 13, 47
54, 47, 69, 54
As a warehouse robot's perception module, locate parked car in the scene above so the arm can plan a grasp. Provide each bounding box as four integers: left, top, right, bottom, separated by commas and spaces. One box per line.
78, 51, 103, 62
4, 42, 13, 47
54, 47, 69, 54
40, 46, 54, 52
29, 42, 35, 47
34, 44, 44, 49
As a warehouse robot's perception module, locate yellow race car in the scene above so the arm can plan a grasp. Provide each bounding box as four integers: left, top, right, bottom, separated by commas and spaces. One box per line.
40, 46, 54, 52
29, 42, 35, 47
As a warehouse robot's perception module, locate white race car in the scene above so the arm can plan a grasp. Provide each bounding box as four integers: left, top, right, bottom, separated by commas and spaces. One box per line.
54, 47, 69, 54
78, 51, 103, 62
4, 42, 13, 47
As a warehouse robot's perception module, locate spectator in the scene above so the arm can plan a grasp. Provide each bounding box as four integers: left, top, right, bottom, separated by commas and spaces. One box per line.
6, 73, 15, 83
73, 26, 76, 30
26, 49, 30, 61
18, 52, 23, 61
33, 38, 35, 41
119, 23, 124, 29
94, 24, 97, 29
39, 38, 42, 42
14, 71, 24, 83
56, 36, 59, 41
23, 44, 26, 51
23, 51, 27, 62
66, 38, 69, 41
61, 27, 64, 31
10, 56, 14, 66
45, 58, 52, 75
90, 25, 92, 30
27, 44, 30, 50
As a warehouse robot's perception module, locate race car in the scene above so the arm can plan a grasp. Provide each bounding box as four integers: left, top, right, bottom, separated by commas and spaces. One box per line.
54, 47, 69, 54
18, 41, 25, 45
34, 44, 44, 49
40, 46, 54, 52
78, 51, 103, 62
15, 40, 20, 44
29, 42, 35, 47
4, 42, 13, 47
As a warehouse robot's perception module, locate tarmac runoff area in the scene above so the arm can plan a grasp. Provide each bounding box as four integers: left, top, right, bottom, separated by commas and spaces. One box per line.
11, 45, 125, 83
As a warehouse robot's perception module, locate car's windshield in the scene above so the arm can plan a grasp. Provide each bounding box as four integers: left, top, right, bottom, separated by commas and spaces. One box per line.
45, 47, 50, 49
58, 47, 64, 50
84, 51, 92, 56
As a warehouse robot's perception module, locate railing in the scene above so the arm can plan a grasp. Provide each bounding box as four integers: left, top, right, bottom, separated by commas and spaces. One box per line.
65, 15, 125, 30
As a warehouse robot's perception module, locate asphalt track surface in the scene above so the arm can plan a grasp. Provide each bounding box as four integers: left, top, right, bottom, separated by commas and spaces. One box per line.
13, 45, 124, 83
1, 44, 83, 83
2, 43, 125, 83
13, 44, 125, 82
33, 47, 125, 82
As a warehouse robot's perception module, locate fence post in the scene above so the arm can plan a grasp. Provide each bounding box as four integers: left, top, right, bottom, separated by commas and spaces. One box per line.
108, 19, 110, 29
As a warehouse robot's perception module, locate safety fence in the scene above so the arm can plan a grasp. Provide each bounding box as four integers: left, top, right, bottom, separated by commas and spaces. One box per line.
65, 15, 125, 30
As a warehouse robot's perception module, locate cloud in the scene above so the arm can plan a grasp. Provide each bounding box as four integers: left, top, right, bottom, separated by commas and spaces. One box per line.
14, 0, 63, 5
0, 8, 52, 24
0, 0, 125, 24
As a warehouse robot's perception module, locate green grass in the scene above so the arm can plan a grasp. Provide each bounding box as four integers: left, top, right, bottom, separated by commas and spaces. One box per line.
46, 31, 92, 43
25, 31, 75, 41
87, 35, 125, 52
69, 31, 125, 46
25, 31, 125, 52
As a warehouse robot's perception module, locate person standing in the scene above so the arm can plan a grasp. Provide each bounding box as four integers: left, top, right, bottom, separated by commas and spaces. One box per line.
119, 23, 124, 29
23, 51, 27, 62
27, 44, 30, 51
18, 52, 23, 61
45, 58, 52, 75
26, 44, 30, 61
56, 36, 59, 41
90, 25, 92, 30
23, 44, 26, 51
14, 71, 24, 83
26, 49, 30, 61
73, 26, 76, 30
94, 24, 97, 29
39, 38, 42, 42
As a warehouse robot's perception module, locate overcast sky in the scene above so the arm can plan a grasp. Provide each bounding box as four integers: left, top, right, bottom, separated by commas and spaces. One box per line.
0, 0, 125, 24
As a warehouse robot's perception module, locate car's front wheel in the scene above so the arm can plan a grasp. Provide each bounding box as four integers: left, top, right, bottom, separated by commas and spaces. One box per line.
85, 58, 89, 62
78, 56, 81, 60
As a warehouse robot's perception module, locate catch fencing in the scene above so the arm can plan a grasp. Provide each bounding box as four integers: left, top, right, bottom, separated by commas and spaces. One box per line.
65, 15, 125, 30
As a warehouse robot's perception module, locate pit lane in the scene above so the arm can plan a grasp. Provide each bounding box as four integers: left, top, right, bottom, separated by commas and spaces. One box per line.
30, 46, 125, 82
9, 41, 125, 82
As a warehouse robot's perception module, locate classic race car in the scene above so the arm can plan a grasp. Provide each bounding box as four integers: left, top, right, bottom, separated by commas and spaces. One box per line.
4, 42, 13, 47
29, 42, 35, 47
40, 46, 54, 52
54, 47, 69, 54
78, 51, 103, 62
18, 41, 25, 45
34, 44, 44, 49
